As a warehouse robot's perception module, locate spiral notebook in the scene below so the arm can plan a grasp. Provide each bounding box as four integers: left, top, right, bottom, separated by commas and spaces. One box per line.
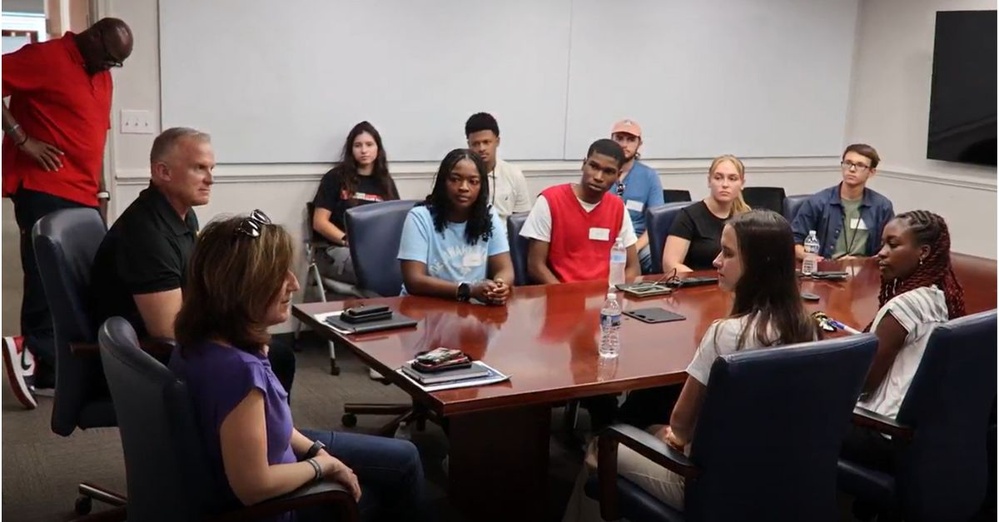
396, 360, 510, 392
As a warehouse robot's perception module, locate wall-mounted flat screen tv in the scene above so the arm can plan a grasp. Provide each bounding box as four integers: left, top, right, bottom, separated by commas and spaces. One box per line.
926, 10, 996, 167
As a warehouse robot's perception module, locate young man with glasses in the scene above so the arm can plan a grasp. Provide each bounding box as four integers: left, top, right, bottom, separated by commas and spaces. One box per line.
610, 119, 664, 274
791, 144, 895, 261
1, 18, 133, 408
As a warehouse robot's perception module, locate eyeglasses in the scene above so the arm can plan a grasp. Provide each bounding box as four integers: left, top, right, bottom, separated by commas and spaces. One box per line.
840, 161, 871, 172
99, 30, 124, 69
235, 209, 272, 238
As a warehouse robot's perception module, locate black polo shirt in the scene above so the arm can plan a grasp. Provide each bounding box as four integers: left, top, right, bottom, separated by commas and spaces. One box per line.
90, 184, 199, 337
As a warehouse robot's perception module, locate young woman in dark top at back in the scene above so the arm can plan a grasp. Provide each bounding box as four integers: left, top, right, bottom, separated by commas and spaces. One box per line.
312, 121, 399, 285
662, 155, 750, 273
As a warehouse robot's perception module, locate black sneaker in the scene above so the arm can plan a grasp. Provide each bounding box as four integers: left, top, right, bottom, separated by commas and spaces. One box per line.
2, 336, 38, 409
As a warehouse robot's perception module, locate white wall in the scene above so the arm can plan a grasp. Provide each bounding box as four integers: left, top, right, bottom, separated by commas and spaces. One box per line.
98, 0, 997, 333
845, 0, 997, 258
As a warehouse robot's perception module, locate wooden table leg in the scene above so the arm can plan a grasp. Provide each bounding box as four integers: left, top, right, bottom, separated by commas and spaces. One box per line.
447, 405, 551, 522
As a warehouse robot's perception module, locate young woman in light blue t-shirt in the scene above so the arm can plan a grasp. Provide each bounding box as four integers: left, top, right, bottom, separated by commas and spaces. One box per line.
398, 148, 514, 303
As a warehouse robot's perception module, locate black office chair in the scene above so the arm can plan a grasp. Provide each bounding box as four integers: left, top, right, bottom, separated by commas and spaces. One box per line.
507, 212, 531, 286
643, 202, 693, 275
661, 189, 692, 204
32, 208, 127, 516
98, 316, 359, 522
838, 310, 997, 522
341, 200, 426, 435
588, 334, 878, 521
742, 186, 786, 214
783, 193, 811, 222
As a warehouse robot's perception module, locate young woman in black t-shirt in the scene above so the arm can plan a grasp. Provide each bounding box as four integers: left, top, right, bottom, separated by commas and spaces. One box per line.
311, 121, 399, 285
662, 154, 750, 273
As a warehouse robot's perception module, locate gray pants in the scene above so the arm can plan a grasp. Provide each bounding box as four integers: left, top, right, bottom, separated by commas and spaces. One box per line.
319, 245, 357, 285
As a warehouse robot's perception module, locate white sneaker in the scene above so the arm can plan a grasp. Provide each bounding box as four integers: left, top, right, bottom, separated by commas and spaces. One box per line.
2, 336, 37, 409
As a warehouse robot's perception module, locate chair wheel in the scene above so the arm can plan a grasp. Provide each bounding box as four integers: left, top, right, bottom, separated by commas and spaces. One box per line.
342, 413, 357, 427
330, 360, 340, 375
75, 495, 93, 515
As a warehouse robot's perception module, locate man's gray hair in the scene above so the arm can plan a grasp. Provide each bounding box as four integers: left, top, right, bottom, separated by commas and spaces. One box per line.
150, 127, 211, 164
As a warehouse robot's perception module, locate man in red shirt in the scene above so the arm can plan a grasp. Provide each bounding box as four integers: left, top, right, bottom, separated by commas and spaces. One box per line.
1, 18, 133, 409
520, 138, 640, 284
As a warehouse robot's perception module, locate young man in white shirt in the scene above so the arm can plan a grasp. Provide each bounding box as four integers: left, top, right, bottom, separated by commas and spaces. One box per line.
465, 112, 533, 221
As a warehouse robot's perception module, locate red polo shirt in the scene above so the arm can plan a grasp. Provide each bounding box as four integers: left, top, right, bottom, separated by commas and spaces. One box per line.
2, 33, 112, 207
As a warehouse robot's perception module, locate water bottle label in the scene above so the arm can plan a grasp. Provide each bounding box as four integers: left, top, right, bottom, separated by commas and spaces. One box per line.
610, 252, 626, 263
601, 312, 621, 329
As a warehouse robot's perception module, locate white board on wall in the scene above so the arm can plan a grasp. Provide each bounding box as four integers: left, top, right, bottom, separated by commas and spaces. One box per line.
563, 0, 858, 160
160, 0, 573, 163
159, 0, 857, 164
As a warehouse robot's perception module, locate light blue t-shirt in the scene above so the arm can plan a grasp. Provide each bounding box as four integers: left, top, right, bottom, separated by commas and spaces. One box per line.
397, 205, 510, 294
613, 161, 664, 237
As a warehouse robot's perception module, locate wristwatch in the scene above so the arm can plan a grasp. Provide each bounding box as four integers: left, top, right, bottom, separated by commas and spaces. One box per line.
456, 281, 471, 302
303, 439, 326, 460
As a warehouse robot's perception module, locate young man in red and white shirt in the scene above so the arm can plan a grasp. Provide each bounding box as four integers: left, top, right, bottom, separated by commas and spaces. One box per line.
521, 138, 640, 285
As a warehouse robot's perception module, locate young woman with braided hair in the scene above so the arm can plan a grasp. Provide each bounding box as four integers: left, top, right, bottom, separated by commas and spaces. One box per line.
842, 210, 966, 473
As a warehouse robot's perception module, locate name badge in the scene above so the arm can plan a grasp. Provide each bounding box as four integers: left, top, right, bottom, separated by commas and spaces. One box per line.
462, 251, 485, 267
850, 218, 868, 231
626, 200, 644, 212
589, 227, 610, 241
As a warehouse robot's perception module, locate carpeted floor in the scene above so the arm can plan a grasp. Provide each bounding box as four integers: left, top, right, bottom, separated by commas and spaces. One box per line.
1, 333, 592, 521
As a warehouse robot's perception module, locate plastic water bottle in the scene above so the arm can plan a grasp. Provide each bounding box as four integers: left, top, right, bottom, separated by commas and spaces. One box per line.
802, 230, 820, 276
599, 292, 622, 358
609, 237, 627, 289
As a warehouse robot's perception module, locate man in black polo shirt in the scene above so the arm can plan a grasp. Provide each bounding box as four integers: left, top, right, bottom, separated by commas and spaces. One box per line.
89, 127, 295, 392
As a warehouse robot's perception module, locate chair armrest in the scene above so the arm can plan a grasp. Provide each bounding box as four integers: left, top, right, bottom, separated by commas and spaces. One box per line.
852, 406, 914, 442
211, 481, 359, 522
596, 423, 699, 520
70, 337, 176, 357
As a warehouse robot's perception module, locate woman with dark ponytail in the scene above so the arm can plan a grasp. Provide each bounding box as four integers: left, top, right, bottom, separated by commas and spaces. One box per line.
843, 210, 966, 472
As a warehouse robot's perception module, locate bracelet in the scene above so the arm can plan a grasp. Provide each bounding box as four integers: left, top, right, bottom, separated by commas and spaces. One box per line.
6, 123, 20, 135
305, 458, 323, 482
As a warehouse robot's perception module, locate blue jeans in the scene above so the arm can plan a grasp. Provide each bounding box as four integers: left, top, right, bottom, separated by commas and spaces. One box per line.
297, 429, 432, 522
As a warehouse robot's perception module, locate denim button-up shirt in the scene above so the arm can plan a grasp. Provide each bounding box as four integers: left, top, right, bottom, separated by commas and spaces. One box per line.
790, 184, 894, 258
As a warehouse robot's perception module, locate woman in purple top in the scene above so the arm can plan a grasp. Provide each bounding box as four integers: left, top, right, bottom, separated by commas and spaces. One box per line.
170, 211, 431, 521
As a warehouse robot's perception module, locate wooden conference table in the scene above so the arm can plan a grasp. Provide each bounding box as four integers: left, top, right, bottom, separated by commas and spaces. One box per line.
293, 255, 996, 521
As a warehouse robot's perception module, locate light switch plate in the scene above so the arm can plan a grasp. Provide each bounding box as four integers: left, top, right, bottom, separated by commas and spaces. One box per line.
120, 109, 155, 134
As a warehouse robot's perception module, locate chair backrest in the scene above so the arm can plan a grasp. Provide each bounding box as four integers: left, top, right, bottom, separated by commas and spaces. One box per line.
99, 317, 214, 522
893, 309, 998, 521
304, 201, 325, 245
31, 208, 113, 436
661, 189, 692, 203
345, 199, 417, 297
742, 186, 787, 214
687, 334, 877, 522
507, 212, 531, 286
643, 201, 692, 274
783, 193, 811, 222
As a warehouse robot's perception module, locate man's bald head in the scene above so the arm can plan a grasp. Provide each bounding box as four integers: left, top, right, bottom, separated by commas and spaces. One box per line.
78, 17, 133, 75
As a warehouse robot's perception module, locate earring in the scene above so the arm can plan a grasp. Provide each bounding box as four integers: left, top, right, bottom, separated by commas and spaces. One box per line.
919, 258, 924, 266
